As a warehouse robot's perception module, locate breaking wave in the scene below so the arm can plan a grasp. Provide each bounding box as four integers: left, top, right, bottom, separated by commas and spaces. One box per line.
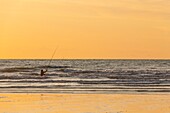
0, 59, 170, 93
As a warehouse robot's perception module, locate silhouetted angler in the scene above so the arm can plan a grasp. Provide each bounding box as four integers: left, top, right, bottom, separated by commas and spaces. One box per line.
40, 69, 47, 76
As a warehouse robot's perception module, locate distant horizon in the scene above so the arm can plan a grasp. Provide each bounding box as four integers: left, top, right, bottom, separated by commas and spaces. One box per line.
0, 58, 170, 60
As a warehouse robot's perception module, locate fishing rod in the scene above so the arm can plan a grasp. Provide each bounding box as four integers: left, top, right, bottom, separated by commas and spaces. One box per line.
46, 46, 58, 70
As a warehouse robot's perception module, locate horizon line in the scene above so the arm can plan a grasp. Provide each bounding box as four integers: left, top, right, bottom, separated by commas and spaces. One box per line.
0, 58, 170, 60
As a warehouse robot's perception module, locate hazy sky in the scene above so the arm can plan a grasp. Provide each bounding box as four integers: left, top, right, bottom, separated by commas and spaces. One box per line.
0, 0, 170, 59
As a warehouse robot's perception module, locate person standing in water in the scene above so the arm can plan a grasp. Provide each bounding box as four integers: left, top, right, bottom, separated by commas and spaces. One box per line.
40, 69, 47, 76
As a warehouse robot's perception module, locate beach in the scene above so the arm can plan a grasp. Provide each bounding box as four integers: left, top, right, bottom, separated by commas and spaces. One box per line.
0, 93, 170, 113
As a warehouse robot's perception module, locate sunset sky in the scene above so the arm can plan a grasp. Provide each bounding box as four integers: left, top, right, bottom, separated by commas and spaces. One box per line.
0, 0, 170, 59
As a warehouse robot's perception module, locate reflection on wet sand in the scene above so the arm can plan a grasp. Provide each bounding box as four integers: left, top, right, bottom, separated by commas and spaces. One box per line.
0, 94, 170, 113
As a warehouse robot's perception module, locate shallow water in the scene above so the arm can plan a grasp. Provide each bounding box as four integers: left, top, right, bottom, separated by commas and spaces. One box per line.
0, 59, 170, 93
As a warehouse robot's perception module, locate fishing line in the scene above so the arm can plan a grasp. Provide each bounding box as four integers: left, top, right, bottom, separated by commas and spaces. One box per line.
46, 46, 59, 70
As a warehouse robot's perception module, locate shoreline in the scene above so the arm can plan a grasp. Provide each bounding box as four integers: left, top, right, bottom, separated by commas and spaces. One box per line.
0, 89, 170, 95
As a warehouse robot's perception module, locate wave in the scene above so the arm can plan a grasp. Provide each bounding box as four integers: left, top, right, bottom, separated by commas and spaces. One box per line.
0, 85, 170, 93
0, 75, 48, 79
37, 65, 72, 69
0, 67, 35, 73
0, 65, 72, 73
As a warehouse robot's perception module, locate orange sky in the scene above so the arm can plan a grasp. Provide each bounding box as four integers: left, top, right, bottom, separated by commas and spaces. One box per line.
0, 0, 170, 59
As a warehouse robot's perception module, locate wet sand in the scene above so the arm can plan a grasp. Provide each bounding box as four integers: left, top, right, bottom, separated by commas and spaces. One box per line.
0, 93, 170, 113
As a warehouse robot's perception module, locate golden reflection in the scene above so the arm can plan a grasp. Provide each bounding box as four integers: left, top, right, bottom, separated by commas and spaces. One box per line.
0, 94, 169, 113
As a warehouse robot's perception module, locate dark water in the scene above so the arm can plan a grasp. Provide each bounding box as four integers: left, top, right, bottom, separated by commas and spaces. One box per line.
0, 59, 170, 93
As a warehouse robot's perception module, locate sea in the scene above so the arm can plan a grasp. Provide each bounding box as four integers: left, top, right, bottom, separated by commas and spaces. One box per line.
0, 59, 170, 94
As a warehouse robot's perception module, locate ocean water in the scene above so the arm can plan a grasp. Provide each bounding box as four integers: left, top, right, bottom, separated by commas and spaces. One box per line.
0, 59, 170, 93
